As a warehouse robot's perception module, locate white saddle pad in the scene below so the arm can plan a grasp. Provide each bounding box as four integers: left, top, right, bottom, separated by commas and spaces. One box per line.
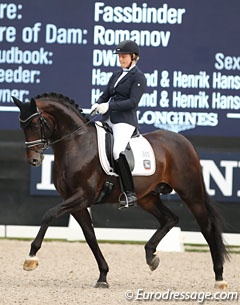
95, 122, 156, 176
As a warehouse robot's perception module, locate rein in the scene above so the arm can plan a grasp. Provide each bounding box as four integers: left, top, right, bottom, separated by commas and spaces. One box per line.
20, 109, 98, 152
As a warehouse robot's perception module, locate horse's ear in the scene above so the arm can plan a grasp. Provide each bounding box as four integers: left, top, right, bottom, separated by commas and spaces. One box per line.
30, 98, 37, 112
12, 96, 23, 109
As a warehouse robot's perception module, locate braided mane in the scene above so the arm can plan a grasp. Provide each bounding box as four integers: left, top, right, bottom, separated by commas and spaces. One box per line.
34, 92, 86, 118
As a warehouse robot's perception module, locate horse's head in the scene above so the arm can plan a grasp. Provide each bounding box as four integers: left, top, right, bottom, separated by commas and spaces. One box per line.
13, 96, 49, 166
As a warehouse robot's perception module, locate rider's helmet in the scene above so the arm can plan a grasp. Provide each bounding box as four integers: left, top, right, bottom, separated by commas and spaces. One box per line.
114, 40, 140, 57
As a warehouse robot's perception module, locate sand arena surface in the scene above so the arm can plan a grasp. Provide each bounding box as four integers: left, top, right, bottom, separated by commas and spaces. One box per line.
0, 239, 239, 305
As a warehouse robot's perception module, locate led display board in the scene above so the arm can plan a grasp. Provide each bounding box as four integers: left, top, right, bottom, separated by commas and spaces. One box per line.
0, 1, 239, 136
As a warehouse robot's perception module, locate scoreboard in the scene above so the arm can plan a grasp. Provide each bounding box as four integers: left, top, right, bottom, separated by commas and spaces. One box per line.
0, 0, 239, 136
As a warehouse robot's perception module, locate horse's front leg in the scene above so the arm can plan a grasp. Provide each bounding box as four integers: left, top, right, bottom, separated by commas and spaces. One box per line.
71, 209, 109, 288
24, 192, 83, 271
23, 205, 61, 271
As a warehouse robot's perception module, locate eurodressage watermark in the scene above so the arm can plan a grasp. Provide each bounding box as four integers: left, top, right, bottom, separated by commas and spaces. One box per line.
124, 288, 239, 303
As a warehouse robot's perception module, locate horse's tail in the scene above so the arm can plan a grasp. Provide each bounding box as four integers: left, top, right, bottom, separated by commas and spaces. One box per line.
202, 175, 229, 262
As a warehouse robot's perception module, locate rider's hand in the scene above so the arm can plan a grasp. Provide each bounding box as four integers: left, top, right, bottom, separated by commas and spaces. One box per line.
90, 103, 99, 114
95, 102, 109, 114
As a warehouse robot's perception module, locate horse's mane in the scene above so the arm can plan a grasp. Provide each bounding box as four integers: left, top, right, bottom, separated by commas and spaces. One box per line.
34, 92, 88, 119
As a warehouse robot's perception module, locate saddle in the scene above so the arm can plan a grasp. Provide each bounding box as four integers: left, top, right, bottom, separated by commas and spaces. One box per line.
95, 122, 156, 177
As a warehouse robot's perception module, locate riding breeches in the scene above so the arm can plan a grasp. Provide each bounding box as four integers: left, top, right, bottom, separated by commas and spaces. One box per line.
106, 121, 135, 160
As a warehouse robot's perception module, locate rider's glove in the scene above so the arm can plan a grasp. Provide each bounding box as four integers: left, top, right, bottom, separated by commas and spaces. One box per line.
97, 102, 109, 114
90, 103, 99, 114
91, 102, 109, 114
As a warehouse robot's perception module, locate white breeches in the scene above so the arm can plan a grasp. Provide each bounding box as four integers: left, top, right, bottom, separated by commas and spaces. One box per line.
106, 121, 135, 160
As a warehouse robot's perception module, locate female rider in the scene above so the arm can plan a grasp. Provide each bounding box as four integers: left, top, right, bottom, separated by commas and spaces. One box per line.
91, 40, 147, 209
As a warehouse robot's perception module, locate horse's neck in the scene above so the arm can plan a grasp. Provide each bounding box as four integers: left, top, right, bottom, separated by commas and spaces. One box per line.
52, 120, 97, 166
37, 100, 95, 151
40, 100, 85, 133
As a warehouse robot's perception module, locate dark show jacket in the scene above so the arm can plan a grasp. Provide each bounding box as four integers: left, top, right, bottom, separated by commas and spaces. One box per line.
97, 66, 147, 128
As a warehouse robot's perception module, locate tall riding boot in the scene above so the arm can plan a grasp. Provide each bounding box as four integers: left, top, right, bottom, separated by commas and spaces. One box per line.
114, 153, 137, 209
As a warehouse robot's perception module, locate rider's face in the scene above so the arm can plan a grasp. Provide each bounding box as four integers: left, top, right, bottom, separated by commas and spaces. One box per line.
118, 54, 132, 69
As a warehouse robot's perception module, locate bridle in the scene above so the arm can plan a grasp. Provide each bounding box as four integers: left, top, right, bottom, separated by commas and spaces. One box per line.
19, 107, 49, 152
20, 108, 97, 153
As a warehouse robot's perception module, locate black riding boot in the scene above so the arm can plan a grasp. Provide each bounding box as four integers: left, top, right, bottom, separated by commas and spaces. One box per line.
114, 153, 137, 209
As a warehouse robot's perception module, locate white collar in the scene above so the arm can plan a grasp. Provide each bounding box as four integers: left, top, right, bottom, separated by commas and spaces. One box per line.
122, 64, 136, 72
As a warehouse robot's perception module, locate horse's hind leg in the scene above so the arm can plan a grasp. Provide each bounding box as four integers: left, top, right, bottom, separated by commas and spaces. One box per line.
71, 209, 109, 288
180, 188, 228, 289
138, 194, 179, 271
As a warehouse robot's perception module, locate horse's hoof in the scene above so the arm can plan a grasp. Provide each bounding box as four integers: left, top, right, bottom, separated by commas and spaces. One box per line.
94, 281, 109, 288
23, 256, 39, 271
214, 280, 228, 290
148, 256, 160, 271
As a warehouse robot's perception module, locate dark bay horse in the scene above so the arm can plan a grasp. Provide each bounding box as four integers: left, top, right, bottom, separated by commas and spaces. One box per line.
13, 93, 228, 289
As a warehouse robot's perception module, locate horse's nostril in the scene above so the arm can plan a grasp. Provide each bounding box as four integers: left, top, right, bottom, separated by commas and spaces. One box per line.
32, 159, 39, 166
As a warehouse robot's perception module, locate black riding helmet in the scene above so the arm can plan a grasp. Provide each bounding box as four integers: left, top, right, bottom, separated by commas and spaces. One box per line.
114, 40, 140, 57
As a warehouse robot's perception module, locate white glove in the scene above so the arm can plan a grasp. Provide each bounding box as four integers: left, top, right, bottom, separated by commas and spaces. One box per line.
96, 102, 109, 114
90, 103, 99, 113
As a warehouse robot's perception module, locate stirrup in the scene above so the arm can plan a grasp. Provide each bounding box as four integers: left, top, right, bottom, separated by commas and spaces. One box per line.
118, 192, 137, 210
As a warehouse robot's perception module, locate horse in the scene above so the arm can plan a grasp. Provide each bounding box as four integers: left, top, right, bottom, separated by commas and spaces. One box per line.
12, 93, 228, 289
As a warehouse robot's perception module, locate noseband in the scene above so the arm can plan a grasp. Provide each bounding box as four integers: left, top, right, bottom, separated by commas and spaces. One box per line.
19, 108, 49, 152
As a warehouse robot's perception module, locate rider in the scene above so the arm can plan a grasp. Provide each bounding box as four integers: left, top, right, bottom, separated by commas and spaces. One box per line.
91, 40, 147, 209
